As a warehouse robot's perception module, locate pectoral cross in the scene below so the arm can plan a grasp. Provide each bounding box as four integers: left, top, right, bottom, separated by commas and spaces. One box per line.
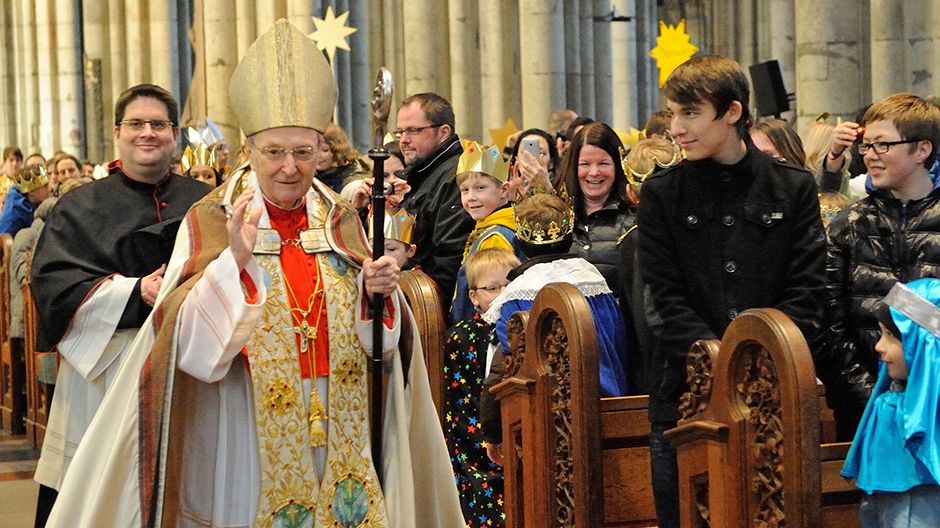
295, 319, 318, 354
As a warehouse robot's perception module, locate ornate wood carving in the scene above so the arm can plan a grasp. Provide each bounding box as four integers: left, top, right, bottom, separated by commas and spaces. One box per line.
502, 312, 528, 377
544, 315, 575, 526
679, 340, 720, 421
737, 346, 785, 526
692, 474, 710, 528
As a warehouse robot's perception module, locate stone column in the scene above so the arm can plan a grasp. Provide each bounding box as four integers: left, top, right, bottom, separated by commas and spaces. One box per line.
633, 0, 658, 126
478, 0, 509, 141
900, 0, 932, 97
16, 0, 40, 152
286, 0, 314, 35
588, 0, 606, 123
235, 0, 257, 59
518, 0, 564, 130
147, 1, 179, 96
54, 0, 81, 155
869, 0, 905, 100
763, 0, 796, 103
255, 0, 281, 35
563, 0, 582, 115
83, 0, 112, 159
448, 0, 481, 141
108, 0, 127, 133
0, 6, 17, 146
794, 0, 868, 130
34, 0, 58, 152
401, 0, 449, 96
203, 0, 239, 148
347, 0, 371, 150
123, 0, 147, 84
610, 0, 635, 131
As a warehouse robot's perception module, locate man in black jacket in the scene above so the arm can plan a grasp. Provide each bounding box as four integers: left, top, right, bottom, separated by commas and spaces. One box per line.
817, 92, 940, 441
637, 55, 826, 528
396, 92, 473, 311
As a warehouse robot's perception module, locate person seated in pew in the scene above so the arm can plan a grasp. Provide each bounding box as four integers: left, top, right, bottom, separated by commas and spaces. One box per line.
842, 279, 940, 527
443, 248, 520, 527
479, 192, 630, 465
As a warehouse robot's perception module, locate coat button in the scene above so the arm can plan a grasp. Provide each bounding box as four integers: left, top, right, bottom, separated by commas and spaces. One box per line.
722, 214, 735, 226
686, 214, 699, 225
728, 308, 739, 320
583, 244, 591, 251
724, 260, 737, 273
761, 212, 772, 224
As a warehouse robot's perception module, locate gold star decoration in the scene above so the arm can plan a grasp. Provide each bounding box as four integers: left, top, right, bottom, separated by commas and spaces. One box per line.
488, 118, 520, 153
309, 6, 357, 63
615, 127, 644, 149
649, 19, 699, 88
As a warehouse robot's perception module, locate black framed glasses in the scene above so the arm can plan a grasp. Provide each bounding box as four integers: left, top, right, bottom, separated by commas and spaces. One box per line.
391, 124, 444, 140
118, 119, 175, 132
857, 138, 923, 155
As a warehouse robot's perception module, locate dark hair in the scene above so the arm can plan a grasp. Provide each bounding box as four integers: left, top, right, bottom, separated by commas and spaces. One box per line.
384, 141, 405, 165
751, 119, 807, 168
664, 55, 752, 138
56, 153, 82, 172
400, 92, 455, 130
509, 128, 560, 172
3, 146, 23, 161
875, 302, 902, 340
114, 84, 179, 126
562, 122, 631, 217
562, 116, 595, 141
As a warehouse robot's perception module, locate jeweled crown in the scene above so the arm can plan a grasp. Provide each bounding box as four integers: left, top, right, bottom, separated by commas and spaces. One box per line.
368, 206, 415, 244
514, 207, 575, 245
456, 140, 509, 182
14, 165, 49, 194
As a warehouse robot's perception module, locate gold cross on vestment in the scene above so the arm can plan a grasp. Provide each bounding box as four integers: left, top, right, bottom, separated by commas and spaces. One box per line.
295, 319, 318, 353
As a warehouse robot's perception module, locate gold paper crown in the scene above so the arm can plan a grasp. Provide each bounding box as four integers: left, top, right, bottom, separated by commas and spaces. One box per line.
0, 175, 13, 196
228, 19, 338, 137
622, 137, 681, 188
14, 165, 49, 194
180, 144, 220, 174
514, 207, 575, 245
368, 206, 415, 244
456, 140, 509, 182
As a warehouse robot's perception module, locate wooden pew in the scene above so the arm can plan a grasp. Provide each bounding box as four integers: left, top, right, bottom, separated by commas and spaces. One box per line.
494, 284, 857, 527
0, 233, 25, 434
398, 269, 446, 419
23, 277, 50, 447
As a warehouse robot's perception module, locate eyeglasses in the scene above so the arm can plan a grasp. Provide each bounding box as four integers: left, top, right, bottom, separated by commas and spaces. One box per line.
250, 143, 318, 162
473, 283, 509, 293
392, 124, 444, 140
857, 138, 923, 155
118, 119, 175, 132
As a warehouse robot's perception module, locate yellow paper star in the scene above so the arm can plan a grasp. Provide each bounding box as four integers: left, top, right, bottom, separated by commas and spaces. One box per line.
309, 6, 357, 62
649, 19, 699, 88
489, 118, 520, 153
615, 127, 643, 149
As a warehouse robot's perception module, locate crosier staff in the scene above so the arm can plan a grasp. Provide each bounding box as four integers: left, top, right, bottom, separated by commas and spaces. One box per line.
368, 68, 393, 486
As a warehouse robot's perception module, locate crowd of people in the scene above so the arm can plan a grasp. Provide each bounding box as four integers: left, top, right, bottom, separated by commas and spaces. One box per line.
3, 18, 939, 528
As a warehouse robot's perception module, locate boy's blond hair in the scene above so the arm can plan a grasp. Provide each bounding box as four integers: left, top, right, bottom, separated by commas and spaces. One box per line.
456, 170, 503, 187
863, 93, 940, 169
465, 248, 521, 288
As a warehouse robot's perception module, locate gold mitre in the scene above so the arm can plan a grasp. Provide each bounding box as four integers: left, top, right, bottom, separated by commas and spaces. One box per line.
514, 207, 575, 245
368, 206, 415, 245
228, 19, 338, 137
456, 140, 509, 182
14, 165, 49, 194
180, 144, 219, 174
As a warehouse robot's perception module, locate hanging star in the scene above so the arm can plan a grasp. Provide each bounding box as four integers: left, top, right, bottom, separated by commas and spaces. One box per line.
649, 19, 699, 88
489, 118, 520, 153
309, 6, 358, 62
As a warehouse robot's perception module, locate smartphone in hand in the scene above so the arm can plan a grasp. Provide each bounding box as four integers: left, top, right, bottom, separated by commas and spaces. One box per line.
520, 137, 541, 164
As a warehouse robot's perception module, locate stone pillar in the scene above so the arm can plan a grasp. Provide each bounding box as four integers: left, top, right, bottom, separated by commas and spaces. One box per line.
203, 0, 239, 147
255, 0, 281, 35
794, 0, 868, 130
563, 0, 582, 115
0, 6, 17, 146
235, 0, 257, 59
401, 0, 449, 97
589, 0, 607, 124
518, 0, 564, 130
478, 0, 509, 141
448, 0, 481, 141
147, 1, 179, 96
83, 0, 112, 159
764, 0, 796, 101
900, 0, 932, 97
34, 0, 58, 152
286, 0, 314, 35
347, 0, 371, 150
108, 0, 127, 131
54, 0, 81, 155
123, 0, 147, 84
16, 0, 40, 152
633, 0, 659, 125
610, 0, 635, 131
869, 0, 905, 101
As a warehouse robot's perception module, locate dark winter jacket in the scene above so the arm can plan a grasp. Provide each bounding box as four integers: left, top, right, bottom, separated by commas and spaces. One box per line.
638, 143, 826, 423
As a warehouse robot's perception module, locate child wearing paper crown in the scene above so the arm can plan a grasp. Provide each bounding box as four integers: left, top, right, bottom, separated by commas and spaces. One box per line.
841, 279, 940, 527
441, 247, 521, 528
367, 205, 417, 269
449, 140, 527, 324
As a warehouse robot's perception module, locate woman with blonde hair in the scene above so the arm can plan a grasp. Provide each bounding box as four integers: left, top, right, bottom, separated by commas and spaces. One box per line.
801, 120, 852, 195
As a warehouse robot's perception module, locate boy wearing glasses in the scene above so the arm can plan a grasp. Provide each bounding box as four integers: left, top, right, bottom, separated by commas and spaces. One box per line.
817, 92, 940, 442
